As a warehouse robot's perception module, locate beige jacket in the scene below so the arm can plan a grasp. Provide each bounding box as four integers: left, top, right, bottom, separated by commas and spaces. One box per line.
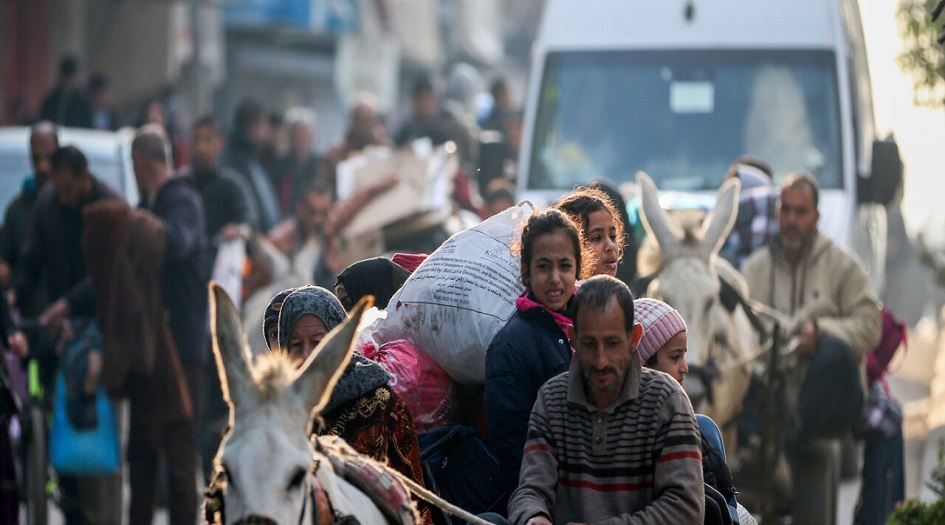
742, 232, 881, 359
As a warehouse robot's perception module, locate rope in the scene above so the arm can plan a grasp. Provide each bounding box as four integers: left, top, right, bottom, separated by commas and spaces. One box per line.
386, 466, 493, 525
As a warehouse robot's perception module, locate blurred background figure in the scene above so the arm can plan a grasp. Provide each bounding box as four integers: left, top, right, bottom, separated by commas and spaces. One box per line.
222, 99, 280, 234
272, 107, 321, 218
137, 96, 188, 169
39, 55, 92, 128
260, 109, 287, 178
88, 73, 118, 131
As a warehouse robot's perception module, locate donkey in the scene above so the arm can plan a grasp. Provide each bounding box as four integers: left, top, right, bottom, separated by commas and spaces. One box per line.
206, 282, 416, 525
636, 172, 756, 441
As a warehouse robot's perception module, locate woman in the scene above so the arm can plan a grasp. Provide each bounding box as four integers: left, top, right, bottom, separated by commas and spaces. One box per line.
635, 298, 755, 525
554, 186, 625, 279
263, 285, 433, 524
484, 208, 585, 511
334, 257, 411, 311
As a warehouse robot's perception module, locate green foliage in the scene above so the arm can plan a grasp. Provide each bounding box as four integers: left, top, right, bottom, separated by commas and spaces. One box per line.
897, 0, 945, 107
887, 438, 945, 524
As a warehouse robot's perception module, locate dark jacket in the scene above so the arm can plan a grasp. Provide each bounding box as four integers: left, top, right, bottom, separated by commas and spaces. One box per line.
1, 176, 47, 317
180, 165, 252, 240
13, 178, 121, 316
39, 87, 92, 128
83, 200, 192, 425
142, 177, 209, 365
484, 301, 573, 502
221, 136, 279, 233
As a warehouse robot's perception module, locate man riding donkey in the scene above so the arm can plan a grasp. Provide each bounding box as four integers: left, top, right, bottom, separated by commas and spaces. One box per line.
741, 172, 885, 524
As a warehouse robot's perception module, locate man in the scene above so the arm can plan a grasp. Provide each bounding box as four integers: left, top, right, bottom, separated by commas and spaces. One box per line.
741, 173, 879, 494
179, 114, 251, 480
130, 125, 208, 525
88, 74, 118, 131
317, 97, 392, 197
221, 99, 280, 233
0, 122, 57, 304
720, 155, 779, 269
271, 108, 322, 217
11, 145, 122, 525
39, 55, 92, 128
508, 275, 704, 525
182, 114, 252, 263
394, 76, 465, 149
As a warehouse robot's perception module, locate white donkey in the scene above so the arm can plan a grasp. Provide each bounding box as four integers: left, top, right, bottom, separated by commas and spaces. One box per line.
205, 282, 417, 525
636, 172, 756, 442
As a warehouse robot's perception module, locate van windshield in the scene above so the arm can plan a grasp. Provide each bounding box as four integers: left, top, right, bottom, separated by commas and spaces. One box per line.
528, 50, 842, 192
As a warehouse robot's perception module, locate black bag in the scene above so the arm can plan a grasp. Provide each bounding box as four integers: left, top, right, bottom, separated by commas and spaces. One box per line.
419, 425, 505, 523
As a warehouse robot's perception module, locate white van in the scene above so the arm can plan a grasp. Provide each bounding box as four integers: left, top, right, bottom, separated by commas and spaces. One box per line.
517, 0, 901, 293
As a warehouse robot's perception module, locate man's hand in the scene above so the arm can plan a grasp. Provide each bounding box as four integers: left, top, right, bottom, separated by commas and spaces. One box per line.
7, 331, 28, 358
0, 259, 11, 289
218, 223, 249, 242
39, 298, 71, 330
795, 320, 818, 354
526, 516, 553, 525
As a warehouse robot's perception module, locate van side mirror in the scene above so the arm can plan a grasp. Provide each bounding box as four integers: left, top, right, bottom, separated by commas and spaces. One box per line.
858, 139, 902, 205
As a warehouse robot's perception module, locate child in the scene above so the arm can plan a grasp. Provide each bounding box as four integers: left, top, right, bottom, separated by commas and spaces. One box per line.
555, 186, 625, 279
635, 297, 756, 525
484, 208, 585, 513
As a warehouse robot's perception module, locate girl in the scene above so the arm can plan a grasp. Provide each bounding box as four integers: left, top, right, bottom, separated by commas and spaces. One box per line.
484, 208, 585, 509
634, 297, 689, 384
555, 186, 625, 279
635, 298, 756, 525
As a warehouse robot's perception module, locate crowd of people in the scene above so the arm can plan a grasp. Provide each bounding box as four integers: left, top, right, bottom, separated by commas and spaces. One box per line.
0, 57, 905, 525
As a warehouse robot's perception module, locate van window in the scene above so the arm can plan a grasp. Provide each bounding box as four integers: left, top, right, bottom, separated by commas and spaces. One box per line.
528, 50, 842, 192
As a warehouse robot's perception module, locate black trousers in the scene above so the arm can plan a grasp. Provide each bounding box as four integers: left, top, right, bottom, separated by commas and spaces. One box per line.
127, 366, 200, 525
791, 334, 864, 460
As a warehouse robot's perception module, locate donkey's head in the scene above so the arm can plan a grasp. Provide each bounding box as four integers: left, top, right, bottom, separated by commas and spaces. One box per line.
208, 282, 370, 525
637, 172, 740, 408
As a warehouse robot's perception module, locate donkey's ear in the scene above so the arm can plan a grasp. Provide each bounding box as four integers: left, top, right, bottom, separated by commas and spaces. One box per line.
292, 296, 374, 418
699, 177, 741, 257
210, 282, 255, 409
637, 171, 682, 252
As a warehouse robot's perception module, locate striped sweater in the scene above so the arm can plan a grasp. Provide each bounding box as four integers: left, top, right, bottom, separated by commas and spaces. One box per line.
508, 359, 704, 525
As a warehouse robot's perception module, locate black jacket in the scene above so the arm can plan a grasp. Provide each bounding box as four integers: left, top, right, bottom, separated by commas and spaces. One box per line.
484, 300, 573, 500
13, 178, 121, 316
142, 176, 209, 365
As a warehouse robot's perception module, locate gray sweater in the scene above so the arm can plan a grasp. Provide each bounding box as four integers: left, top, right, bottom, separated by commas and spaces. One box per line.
508, 359, 704, 525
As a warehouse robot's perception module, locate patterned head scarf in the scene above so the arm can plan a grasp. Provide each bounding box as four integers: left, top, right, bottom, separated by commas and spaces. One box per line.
263, 285, 347, 351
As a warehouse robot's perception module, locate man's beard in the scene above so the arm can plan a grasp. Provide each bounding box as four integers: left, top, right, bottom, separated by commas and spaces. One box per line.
582, 365, 626, 394
778, 226, 816, 252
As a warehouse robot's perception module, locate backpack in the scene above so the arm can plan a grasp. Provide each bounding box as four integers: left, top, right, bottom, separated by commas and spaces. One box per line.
866, 306, 906, 386
418, 425, 505, 523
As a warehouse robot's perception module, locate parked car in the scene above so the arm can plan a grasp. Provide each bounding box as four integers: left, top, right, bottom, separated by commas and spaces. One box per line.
0, 126, 139, 218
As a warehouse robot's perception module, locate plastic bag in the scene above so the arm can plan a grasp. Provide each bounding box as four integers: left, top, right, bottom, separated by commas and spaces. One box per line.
50, 320, 120, 475
212, 238, 247, 312
363, 338, 456, 435
367, 202, 532, 384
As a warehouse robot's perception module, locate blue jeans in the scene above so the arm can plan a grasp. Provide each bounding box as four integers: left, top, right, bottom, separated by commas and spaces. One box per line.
853, 425, 905, 525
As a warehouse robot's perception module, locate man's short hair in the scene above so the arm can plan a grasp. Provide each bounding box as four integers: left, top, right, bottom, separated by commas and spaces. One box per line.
233, 99, 266, 134
51, 145, 88, 176
781, 171, 820, 208
30, 121, 59, 144
411, 76, 435, 99
572, 275, 636, 334
193, 114, 218, 134
59, 55, 78, 78
132, 124, 171, 164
